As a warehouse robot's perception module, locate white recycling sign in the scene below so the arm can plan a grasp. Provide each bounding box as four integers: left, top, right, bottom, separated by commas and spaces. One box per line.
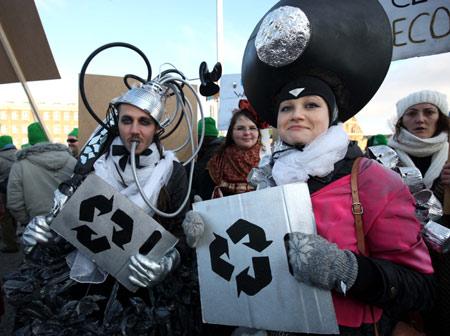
51, 174, 178, 292
193, 182, 338, 334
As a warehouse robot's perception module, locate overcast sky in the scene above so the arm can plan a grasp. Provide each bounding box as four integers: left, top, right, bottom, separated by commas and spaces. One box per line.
0, 0, 449, 135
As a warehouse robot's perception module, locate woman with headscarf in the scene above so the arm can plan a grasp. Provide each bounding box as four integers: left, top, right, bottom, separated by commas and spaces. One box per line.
183, 1, 435, 334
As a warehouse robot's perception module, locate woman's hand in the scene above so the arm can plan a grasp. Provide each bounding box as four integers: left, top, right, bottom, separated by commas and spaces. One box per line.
440, 162, 450, 186
287, 232, 358, 294
128, 248, 180, 288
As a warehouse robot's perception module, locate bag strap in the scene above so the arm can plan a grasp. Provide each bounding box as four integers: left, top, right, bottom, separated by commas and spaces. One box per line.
351, 157, 367, 256
351, 157, 380, 336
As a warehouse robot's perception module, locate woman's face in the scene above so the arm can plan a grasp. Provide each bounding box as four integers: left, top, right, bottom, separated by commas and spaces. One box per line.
232, 116, 259, 149
277, 95, 329, 146
401, 103, 440, 139
118, 104, 158, 154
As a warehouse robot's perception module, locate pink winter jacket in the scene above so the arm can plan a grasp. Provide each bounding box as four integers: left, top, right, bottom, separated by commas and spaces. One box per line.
311, 158, 433, 327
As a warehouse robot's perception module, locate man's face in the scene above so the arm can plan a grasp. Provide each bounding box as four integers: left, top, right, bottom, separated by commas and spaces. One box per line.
66, 136, 79, 156
118, 104, 158, 154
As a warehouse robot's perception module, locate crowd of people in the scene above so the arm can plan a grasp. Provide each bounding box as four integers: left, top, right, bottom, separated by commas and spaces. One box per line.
1, 0, 449, 335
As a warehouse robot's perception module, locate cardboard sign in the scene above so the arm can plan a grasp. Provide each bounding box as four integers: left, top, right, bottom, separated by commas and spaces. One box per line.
51, 174, 178, 292
193, 183, 338, 334
379, 0, 450, 60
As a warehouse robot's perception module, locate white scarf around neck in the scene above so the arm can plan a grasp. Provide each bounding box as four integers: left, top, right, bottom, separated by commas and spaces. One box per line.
272, 123, 349, 186
388, 128, 448, 188
93, 137, 175, 216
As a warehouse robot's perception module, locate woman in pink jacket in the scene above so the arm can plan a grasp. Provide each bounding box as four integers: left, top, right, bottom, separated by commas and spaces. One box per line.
184, 0, 435, 334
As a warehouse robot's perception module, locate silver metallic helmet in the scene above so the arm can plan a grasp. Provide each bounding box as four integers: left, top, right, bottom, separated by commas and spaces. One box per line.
112, 81, 169, 128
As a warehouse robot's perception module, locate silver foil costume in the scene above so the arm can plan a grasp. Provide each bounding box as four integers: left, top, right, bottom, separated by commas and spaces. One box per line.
5, 42, 219, 335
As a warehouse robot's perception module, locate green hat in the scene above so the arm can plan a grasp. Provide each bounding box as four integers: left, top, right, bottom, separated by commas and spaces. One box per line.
367, 134, 388, 147
28, 122, 49, 145
0, 135, 14, 150
198, 117, 219, 137
68, 127, 78, 138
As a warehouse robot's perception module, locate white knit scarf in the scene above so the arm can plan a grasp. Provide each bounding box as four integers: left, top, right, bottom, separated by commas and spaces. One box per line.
68, 136, 175, 283
388, 128, 448, 188
272, 123, 349, 185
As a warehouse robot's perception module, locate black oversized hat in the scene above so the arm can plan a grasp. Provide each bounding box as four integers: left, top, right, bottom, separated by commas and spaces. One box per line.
241, 0, 392, 126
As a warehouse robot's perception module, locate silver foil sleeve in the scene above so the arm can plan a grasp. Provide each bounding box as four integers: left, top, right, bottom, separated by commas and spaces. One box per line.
423, 220, 450, 254
397, 167, 426, 194
367, 145, 399, 169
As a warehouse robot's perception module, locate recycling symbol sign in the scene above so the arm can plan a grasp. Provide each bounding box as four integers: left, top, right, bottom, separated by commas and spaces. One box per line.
73, 195, 134, 254
209, 219, 273, 297
50, 174, 179, 292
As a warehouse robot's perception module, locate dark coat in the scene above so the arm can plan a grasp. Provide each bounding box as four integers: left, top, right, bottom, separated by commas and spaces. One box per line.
190, 136, 223, 200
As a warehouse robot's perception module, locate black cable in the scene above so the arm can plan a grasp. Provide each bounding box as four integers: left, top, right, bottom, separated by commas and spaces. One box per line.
123, 74, 146, 89
79, 42, 152, 128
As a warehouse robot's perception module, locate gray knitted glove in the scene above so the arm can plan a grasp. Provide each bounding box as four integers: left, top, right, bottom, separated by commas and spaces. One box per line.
128, 248, 180, 288
287, 232, 358, 294
182, 210, 205, 248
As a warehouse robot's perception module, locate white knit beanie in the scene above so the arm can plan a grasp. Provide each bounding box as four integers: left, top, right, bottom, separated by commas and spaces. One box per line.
396, 90, 448, 120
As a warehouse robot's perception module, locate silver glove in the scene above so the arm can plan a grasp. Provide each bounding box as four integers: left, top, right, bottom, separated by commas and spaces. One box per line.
22, 215, 56, 246
128, 248, 180, 288
182, 210, 205, 248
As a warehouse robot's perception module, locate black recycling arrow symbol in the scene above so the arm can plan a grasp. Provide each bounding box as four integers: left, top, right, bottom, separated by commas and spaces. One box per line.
209, 233, 234, 281
226, 219, 273, 252
111, 209, 133, 250
72, 225, 111, 254
236, 256, 272, 297
79, 195, 114, 222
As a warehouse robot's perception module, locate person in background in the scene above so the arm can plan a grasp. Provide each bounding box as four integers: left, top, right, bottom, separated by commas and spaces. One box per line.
388, 90, 450, 335
207, 107, 261, 198
6, 122, 76, 226
0, 135, 19, 253
388, 90, 449, 203
191, 117, 223, 200
66, 127, 80, 157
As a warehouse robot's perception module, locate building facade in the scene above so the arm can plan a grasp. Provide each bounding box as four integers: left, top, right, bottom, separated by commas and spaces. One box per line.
0, 101, 78, 147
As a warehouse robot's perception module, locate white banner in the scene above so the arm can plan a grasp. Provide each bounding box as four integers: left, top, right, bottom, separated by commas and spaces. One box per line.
379, 0, 450, 60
